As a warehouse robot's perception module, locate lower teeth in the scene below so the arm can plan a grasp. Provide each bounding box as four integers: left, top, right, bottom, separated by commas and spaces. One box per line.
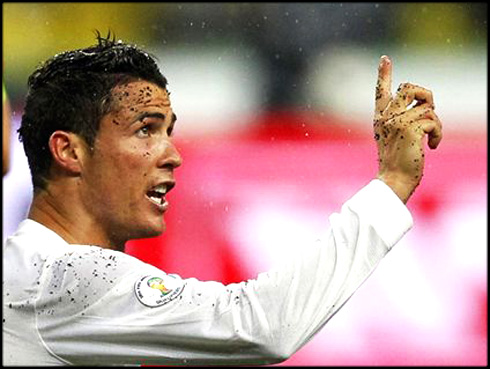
148, 194, 166, 206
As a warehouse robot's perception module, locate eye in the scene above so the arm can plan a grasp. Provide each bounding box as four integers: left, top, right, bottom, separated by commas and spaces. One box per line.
136, 123, 152, 137
135, 120, 171, 138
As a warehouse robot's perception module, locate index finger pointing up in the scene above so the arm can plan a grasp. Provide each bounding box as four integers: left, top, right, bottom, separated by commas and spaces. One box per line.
375, 55, 392, 116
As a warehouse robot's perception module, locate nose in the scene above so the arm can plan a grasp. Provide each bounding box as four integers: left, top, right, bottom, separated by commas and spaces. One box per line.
158, 140, 182, 169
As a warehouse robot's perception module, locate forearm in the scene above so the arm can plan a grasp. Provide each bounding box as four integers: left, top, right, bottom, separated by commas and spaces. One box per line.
140, 179, 413, 363
247, 179, 413, 356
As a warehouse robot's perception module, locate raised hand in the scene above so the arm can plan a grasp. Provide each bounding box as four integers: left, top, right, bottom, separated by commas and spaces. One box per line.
374, 55, 442, 203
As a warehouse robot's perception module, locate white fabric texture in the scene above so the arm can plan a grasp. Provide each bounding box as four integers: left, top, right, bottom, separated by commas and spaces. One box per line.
3, 179, 412, 366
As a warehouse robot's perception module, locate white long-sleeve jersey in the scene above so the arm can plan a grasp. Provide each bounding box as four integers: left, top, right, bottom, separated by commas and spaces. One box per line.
3, 179, 413, 366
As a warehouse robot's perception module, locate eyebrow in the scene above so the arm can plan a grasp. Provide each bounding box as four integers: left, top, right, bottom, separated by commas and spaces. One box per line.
132, 112, 177, 124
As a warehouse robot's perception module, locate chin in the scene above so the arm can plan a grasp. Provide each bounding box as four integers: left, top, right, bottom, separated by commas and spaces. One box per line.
140, 220, 166, 239
123, 213, 166, 241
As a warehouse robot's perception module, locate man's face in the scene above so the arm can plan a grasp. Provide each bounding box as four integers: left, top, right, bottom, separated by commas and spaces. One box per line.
79, 80, 182, 246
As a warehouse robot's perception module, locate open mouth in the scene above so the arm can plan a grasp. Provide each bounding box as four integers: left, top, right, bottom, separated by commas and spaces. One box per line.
146, 182, 175, 209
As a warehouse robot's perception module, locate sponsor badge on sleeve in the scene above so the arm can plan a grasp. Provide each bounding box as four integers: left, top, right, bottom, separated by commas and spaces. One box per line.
134, 274, 185, 308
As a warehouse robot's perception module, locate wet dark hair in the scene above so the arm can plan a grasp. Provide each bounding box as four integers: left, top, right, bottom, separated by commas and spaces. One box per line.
18, 30, 168, 190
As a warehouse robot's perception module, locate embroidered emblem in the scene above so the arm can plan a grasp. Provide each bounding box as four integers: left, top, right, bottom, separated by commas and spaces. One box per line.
134, 274, 185, 307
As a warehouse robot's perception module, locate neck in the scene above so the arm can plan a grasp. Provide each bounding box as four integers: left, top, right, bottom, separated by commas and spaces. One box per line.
28, 185, 126, 251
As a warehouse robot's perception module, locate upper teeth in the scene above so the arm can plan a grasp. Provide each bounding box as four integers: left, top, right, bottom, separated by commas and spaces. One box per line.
153, 184, 167, 194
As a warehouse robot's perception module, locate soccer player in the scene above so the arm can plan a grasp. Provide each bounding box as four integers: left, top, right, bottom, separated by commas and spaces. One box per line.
3, 33, 442, 365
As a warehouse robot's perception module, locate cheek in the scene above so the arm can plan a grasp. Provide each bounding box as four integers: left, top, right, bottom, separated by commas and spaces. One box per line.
88, 150, 143, 185
119, 144, 158, 179
142, 143, 153, 162
89, 141, 157, 184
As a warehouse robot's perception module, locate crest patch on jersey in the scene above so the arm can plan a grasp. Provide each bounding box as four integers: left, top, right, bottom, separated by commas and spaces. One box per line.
134, 274, 185, 307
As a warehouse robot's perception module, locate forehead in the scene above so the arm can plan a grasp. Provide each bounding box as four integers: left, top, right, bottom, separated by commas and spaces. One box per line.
110, 80, 170, 111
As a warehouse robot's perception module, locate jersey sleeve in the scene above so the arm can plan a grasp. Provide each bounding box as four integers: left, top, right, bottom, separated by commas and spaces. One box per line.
36, 179, 412, 365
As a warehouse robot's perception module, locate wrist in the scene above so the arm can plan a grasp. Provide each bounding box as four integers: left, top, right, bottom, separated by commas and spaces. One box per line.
376, 172, 419, 204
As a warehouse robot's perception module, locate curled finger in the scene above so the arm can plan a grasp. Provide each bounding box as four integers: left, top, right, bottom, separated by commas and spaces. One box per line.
388, 83, 434, 116
417, 118, 443, 150
391, 102, 434, 125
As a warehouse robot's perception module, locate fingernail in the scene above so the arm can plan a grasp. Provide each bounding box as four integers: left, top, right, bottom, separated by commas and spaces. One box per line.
380, 55, 391, 65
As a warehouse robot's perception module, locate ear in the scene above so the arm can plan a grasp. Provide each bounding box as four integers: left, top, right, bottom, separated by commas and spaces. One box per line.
48, 131, 89, 175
